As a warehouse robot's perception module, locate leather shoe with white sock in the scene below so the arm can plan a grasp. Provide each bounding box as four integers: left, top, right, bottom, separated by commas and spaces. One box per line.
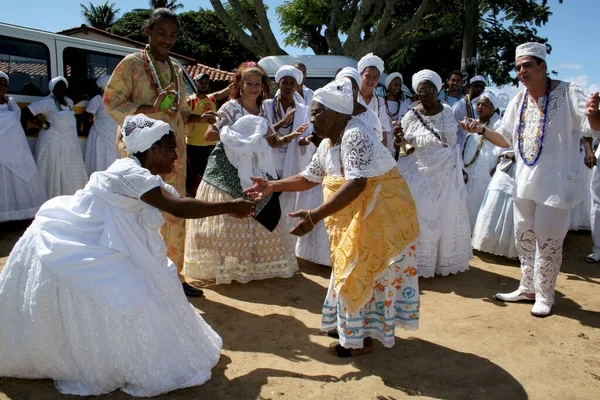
494, 289, 535, 302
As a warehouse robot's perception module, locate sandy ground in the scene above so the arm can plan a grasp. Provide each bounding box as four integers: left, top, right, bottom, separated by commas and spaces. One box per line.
0, 219, 599, 400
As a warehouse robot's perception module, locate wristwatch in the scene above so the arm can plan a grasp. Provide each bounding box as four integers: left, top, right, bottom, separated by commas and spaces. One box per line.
479, 125, 486, 135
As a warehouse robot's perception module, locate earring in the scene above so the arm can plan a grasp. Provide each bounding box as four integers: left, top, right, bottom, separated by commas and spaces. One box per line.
239, 88, 242, 96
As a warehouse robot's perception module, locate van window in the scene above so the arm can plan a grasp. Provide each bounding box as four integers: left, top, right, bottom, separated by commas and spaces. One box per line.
0, 35, 51, 96
63, 47, 123, 103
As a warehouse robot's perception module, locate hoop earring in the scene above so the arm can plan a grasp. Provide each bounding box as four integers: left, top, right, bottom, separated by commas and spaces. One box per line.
239, 88, 242, 96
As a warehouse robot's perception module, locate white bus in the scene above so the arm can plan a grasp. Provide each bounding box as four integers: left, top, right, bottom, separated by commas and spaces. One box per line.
0, 22, 196, 154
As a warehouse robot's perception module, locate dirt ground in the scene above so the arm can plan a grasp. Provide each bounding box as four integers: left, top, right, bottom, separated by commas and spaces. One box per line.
0, 219, 598, 400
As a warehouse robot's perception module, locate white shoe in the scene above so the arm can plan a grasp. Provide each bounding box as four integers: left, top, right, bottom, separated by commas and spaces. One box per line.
531, 301, 552, 317
585, 252, 600, 263
494, 290, 535, 302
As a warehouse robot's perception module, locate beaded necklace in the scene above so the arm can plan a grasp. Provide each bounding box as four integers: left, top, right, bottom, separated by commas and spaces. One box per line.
462, 119, 490, 167
142, 45, 180, 116
384, 98, 400, 120
517, 78, 551, 166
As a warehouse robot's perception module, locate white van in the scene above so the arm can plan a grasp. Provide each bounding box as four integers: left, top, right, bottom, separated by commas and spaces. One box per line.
258, 54, 413, 99
0, 22, 196, 154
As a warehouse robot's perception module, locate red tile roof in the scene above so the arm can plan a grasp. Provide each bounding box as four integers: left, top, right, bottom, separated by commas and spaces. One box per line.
186, 63, 233, 82
0, 60, 48, 76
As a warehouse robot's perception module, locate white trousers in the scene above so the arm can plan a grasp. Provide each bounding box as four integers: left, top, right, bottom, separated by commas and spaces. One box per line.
590, 165, 600, 253
513, 198, 571, 305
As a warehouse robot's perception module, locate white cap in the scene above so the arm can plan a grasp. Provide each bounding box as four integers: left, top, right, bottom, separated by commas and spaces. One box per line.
515, 42, 547, 61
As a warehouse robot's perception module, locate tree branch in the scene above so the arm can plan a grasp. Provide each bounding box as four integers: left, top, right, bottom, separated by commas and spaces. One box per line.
345, 0, 377, 49
209, 0, 264, 55
252, 0, 286, 55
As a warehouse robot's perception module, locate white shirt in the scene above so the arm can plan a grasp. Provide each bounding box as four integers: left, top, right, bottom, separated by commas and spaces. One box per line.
497, 81, 598, 209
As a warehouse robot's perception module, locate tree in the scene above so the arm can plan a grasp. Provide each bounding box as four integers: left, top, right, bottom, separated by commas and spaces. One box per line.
211, 0, 564, 86
110, 9, 152, 44
80, 1, 120, 31
149, 0, 184, 11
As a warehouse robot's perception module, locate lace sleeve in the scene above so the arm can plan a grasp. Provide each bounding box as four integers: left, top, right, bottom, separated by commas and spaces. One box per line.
214, 101, 240, 130
108, 159, 164, 199
300, 141, 327, 183
341, 122, 396, 179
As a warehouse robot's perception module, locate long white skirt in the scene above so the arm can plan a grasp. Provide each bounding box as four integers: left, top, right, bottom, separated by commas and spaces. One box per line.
293, 185, 332, 266
0, 220, 222, 397
184, 181, 298, 284
0, 162, 47, 222
472, 165, 518, 259
570, 153, 593, 231
84, 124, 119, 176
35, 127, 88, 198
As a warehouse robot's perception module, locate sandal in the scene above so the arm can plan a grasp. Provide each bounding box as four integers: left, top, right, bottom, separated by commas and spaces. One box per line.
327, 342, 374, 358
585, 252, 600, 263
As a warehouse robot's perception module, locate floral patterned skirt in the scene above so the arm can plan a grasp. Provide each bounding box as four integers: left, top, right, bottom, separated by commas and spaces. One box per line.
183, 181, 298, 284
321, 242, 419, 349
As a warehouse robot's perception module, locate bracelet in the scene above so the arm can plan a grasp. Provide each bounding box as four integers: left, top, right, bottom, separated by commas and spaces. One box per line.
284, 135, 291, 143
480, 126, 486, 136
307, 211, 316, 227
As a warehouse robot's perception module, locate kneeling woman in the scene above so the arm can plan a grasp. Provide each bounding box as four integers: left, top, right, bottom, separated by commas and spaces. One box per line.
0, 115, 255, 397
245, 80, 420, 356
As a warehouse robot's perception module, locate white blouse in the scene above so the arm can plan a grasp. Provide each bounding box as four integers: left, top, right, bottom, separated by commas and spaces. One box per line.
301, 118, 397, 182
401, 104, 459, 150
498, 81, 598, 209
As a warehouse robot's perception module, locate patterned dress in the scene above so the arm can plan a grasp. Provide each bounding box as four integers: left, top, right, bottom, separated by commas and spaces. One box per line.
103, 52, 191, 273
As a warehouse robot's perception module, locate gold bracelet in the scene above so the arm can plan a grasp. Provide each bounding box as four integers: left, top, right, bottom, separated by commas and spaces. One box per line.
307, 211, 316, 227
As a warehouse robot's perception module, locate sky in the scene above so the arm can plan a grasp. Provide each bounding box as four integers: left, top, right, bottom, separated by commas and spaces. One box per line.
2, 0, 598, 101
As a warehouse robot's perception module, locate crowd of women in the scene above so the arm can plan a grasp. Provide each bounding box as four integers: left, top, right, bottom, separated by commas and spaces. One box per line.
1, 7, 600, 398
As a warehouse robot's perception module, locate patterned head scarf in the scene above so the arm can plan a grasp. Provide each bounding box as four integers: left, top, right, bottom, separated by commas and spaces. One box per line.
122, 114, 172, 154
313, 79, 354, 115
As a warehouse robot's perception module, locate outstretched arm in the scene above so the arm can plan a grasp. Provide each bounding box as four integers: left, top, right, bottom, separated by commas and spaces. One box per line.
244, 175, 319, 202
459, 119, 510, 148
141, 187, 255, 219
587, 92, 600, 131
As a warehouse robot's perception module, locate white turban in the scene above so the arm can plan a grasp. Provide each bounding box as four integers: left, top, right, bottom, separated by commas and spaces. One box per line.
0, 71, 8, 83
122, 114, 171, 154
49, 76, 68, 93
474, 91, 499, 110
313, 79, 354, 115
96, 75, 111, 90
357, 53, 384, 74
470, 75, 486, 85
275, 65, 303, 85
385, 72, 403, 90
335, 67, 362, 87
220, 115, 277, 190
516, 42, 547, 61
412, 69, 443, 93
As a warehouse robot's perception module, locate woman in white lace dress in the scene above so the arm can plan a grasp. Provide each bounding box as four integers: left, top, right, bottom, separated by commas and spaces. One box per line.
0, 115, 255, 397
246, 79, 420, 357
184, 62, 299, 284
84, 75, 119, 175
21, 76, 88, 198
463, 91, 502, 232
0, 72, 47, 222
264, 65, 331, 266
396, 70, 472, 278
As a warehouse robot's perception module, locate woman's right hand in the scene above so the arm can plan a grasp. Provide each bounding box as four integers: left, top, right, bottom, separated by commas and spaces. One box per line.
227, 198, 256, 218
459, 117, 483, 134
243, 177, 273, 202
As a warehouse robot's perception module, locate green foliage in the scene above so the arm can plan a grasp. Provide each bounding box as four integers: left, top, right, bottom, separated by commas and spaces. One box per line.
80, 1, 120, 31
149, 0, 184, 11
110, 9, 152, 44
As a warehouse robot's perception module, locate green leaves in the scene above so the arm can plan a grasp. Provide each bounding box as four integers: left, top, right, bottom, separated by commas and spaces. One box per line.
80, 1, 120, 31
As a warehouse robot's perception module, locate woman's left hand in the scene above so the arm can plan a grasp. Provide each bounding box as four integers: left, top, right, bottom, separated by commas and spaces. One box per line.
298, 134, 313, 146
288, 209, 316, 236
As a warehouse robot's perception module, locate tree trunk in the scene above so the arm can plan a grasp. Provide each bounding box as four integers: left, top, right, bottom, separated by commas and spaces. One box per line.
460, 0, 478, 80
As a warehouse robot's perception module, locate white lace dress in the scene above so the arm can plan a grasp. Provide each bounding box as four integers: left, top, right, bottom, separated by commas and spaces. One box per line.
184, 100, 298, 284
0, 157, 222, 397
301, 119, 420, 348
84, 94, 119, 176
471, 147, 518, 259
397, 105, 472, 277
28, 96, 88, 198
0, 97, 47, 222
463, 114, 502, 232
263, 99, 332, 265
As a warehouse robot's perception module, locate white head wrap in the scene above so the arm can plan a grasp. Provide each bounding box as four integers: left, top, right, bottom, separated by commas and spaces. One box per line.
122, 114, 171, 154
385, 72, 403, 90
515, 42, 547, 61
357, 53, 384, 74
274, 65, 303, 85
96, 75, 111, 90
469, 75, 486, 85
49, 76, 68, 93
0, 71, 8, 83
474, 91, 499, 110
335, 67, 362, 87
219, 115, 277, 189
313, 79, 354, 115
411, 69, 443, 93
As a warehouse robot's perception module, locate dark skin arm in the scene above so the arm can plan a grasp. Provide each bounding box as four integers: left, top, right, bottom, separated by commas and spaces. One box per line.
583, 137, 596, 169
211, 84, 231, 103
21, 107, 45, 130
140, 186, 255, 219
244, 174, 367, 236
